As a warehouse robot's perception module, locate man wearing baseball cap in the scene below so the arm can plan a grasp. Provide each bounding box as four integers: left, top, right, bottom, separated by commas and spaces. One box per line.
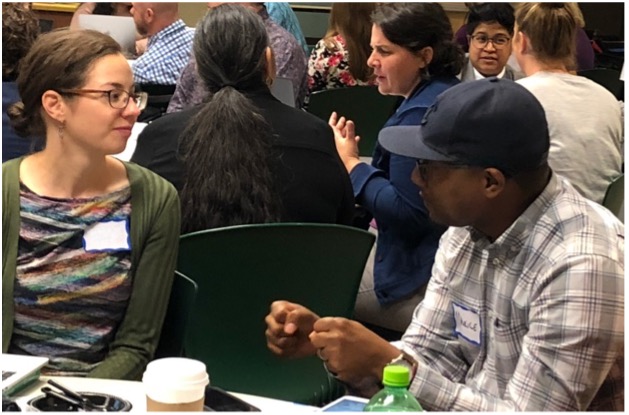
265, 78, 624, 411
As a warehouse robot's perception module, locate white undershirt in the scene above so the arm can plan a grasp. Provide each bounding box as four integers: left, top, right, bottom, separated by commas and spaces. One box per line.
472, 65, 507, 80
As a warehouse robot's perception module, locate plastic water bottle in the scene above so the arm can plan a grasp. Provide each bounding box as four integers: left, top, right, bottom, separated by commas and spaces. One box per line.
363, 365, 423, 412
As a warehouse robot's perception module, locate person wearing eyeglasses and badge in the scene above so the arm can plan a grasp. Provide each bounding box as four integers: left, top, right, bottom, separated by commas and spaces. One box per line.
2, 29, 181, 380
459, 3, 523, 82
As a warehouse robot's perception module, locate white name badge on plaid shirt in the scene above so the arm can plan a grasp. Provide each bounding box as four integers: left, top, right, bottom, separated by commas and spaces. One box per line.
83, 219, 131, 252
453, 303, 481, 345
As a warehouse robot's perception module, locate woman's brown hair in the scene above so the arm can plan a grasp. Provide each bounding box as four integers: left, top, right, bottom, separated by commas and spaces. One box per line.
515, 3, 580, 69
8, 29, 121, 139
323, 3, 375, 82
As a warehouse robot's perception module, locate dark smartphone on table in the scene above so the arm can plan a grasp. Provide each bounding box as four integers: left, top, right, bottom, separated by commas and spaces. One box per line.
203, 385, 261, 412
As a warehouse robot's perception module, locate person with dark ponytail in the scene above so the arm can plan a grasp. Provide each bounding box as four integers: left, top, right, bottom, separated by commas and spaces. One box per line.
131, 4, 354, 233
2, 29, 180, 379
330, 3, 464, 335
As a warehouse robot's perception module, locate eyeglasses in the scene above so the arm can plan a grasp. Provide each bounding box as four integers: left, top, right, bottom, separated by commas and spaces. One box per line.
57, 88, 148, 111
469, 34, 511, 49
415, 159, 471, 182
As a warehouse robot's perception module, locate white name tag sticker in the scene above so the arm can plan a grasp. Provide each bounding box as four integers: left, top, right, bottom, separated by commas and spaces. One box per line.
83, 219, 131, 252
452, 303, 481, 345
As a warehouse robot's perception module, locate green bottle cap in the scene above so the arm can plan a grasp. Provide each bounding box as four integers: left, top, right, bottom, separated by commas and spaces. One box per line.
382, 365, 410, 387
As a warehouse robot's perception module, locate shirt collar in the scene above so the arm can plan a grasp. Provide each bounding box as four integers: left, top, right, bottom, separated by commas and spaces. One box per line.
148, 19, 186, 47
473, 65, 507, 80
467, 173, 559, 255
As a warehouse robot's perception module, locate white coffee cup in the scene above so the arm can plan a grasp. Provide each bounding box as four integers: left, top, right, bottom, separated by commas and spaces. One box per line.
143, 358, 209, 412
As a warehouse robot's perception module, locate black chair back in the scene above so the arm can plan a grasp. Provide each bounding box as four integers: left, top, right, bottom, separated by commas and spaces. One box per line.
137, 84, 177, 123
577, 68, 624, 100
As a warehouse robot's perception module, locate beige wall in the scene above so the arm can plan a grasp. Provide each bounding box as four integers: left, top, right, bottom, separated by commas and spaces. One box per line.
178, 2, 471, 33
446, 10, 468, 34
179, 2, 207, 27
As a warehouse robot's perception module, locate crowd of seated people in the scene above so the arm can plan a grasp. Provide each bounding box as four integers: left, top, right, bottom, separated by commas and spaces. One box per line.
167, 2, 307, 111
131, 4, 355, 232
1, 2, 624, 411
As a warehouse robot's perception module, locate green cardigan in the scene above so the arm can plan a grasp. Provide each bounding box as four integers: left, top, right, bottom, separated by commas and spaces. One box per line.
2, 158, 181, 380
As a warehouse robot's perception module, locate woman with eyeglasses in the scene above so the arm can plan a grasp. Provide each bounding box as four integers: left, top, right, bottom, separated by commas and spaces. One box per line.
2, 29, 181, 379
331, 3, 464, 335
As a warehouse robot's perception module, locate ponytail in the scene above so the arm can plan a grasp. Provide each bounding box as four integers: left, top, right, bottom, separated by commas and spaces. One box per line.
179, 85, 281, 233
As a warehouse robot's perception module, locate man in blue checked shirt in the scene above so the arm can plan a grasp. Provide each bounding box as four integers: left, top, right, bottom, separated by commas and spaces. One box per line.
265, 78, 624, 411
130, 3, 193, 85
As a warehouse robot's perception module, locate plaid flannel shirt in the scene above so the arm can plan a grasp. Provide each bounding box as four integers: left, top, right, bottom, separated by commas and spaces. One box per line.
397, 173, 624, 411
132, 19, 193, 85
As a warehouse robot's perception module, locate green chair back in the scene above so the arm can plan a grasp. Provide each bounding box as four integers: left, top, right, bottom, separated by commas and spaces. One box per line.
177, 223, 375, 406
154, 271, 198, 359
602, 173, 624, 222
307, 86, 399, 157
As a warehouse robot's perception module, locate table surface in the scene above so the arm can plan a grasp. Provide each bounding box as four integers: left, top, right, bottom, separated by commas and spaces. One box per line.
14, 375, 318, 412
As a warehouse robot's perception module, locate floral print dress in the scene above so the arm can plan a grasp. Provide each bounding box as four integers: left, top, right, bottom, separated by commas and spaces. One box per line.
305, 34, 376, 107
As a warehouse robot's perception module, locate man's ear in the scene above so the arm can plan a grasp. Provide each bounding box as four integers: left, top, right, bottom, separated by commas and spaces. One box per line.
483, 168, 507, 199
145, 7, 154, 23
41, 90, 66, 124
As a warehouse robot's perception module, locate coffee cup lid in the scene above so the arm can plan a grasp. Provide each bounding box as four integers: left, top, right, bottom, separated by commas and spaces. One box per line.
143, 358, 209, 404
143, 358, 208, 384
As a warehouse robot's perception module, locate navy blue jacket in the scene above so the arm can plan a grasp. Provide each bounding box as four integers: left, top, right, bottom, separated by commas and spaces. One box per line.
350, 76, 460, 305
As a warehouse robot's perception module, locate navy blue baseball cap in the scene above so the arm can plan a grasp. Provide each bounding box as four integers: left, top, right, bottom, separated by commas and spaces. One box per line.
378, 77, 550, 176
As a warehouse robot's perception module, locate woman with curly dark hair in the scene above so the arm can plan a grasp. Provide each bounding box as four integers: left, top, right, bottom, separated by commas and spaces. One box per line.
2, 3, 40, 162
330, 3, 464, 335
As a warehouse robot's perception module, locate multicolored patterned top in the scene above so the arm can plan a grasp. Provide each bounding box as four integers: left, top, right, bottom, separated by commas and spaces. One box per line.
305, 34, 376, 106
9, 183, 132, 376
